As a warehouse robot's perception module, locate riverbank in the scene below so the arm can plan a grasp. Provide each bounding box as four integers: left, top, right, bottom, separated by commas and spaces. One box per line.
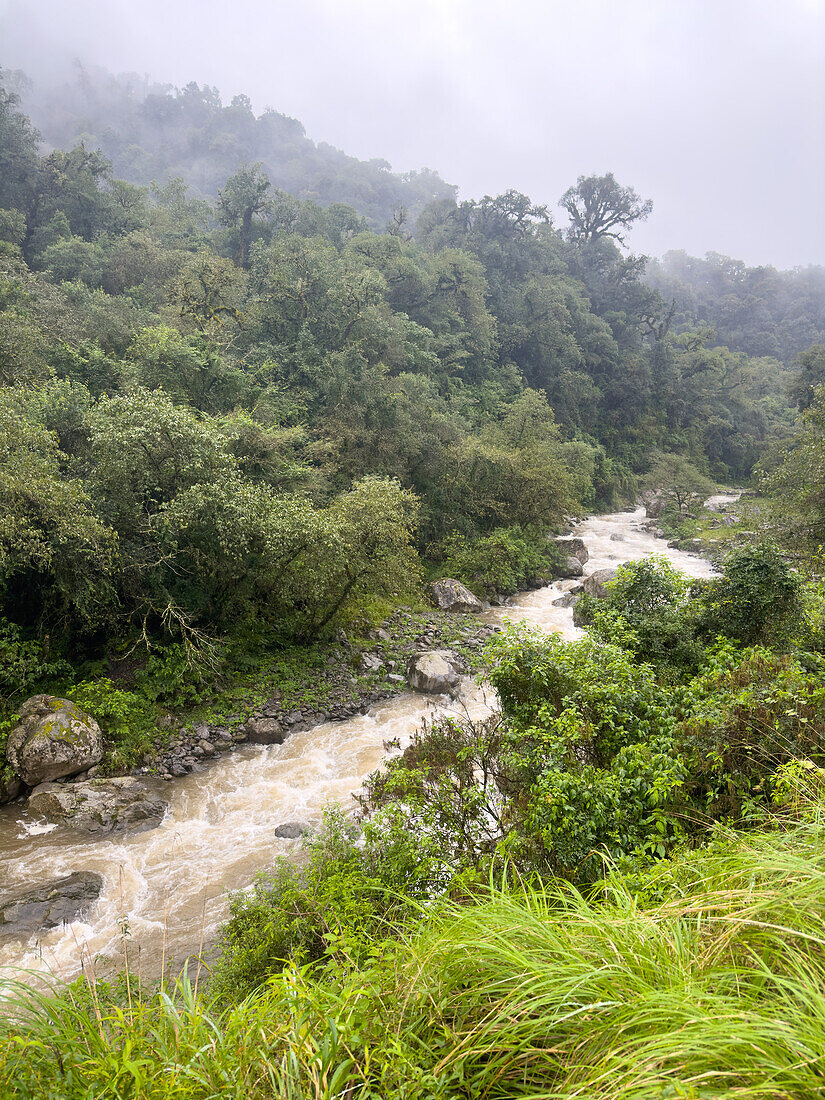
134, 607, 496, 784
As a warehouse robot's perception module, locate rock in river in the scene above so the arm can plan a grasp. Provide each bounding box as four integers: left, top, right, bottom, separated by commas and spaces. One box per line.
582, 568, 618, 599
27, 777, 168, 835
406, 650, 461, 694
556, 556, 584, 579
244, 716, 286, 745
428, 578, 483, 614
554, 537, 589, 565
0, 772, 21, 806
6, 695, 103, 787
0, 871, 105, 941
0, 872, 103, 943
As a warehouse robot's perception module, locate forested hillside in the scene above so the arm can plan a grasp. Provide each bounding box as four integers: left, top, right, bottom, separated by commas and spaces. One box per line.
6, 48, 825, 1100
647, 249, 825, 364
0, 67, 808, 700
8, 66, 456, 228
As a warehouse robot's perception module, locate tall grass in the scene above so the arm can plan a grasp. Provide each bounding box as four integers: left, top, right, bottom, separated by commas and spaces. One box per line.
386, 820, 825, 1098
4, 817, 825, 1097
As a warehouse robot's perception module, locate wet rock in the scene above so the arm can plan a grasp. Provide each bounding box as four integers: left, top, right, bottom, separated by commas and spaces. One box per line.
428, 578, 483, 614
6, 696, 103, 787
0, 872, 103, 943
641, 489, 667, 518
406, 650, 460, 694
244, 717, 285, 745
0, 772, 21, 805
552, 591, 580, 608
198, 739, 216, 756
554, 537, 589, 565
170, 762, 189, 777
557, 556, 584, 579
359, 652, 384, 673
610, 533, 626, 542
273, 821, 310, 839
27, 777, 168, 835
582, 569, 618, 599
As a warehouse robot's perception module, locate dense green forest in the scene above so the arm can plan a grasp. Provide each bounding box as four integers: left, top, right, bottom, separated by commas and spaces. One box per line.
2, 65, 815, 693
5, 59, 825, 1100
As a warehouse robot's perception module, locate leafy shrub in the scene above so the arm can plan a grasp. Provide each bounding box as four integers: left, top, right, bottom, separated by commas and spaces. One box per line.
68, 677, 156, 772
487, 624, 684, 877
0, 617, 71, 711
439, 526, 564, 598
677, 642, 825, 820
135, 642, 224, 708
577, 556, 703, 673
697, 543, 801, 645
210, 807, 442, 1003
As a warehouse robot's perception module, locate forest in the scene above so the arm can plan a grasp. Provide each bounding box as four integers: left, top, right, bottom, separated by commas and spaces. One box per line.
3, 58, 825, 1099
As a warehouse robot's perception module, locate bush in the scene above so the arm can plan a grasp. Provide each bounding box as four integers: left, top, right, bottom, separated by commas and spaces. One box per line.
67, 677, 156, 772
210, 807, 443, 1003
439, 526, 564, 598
577, 556, 703, 673
697, 543, 801, 646
677, 642, 825, 820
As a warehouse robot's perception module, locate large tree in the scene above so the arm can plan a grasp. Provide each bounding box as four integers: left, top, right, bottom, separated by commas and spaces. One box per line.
559, 172, 652, 245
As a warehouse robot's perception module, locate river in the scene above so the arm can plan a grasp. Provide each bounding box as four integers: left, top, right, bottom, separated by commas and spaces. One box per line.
0, 504, 725, 983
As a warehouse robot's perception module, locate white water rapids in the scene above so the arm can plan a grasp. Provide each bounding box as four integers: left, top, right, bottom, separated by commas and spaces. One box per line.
0, 505, 728, 983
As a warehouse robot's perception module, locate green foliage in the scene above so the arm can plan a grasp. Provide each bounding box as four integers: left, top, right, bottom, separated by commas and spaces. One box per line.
0, 617, 71, 711
579, 555, 703, 672
210, 807, 441, 1003
439, 525, 563, 598
677, 643, 825, 819
67, 677, 156, 772
697, 543, 800, 645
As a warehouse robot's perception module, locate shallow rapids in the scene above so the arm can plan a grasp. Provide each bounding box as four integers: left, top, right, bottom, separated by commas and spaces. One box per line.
0, 505, 718, 982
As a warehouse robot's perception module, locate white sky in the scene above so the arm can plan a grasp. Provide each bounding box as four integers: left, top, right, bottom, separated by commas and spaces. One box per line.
2, 0, 824, 267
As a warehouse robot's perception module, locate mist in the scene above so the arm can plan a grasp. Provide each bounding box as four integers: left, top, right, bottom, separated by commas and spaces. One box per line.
1, 0, 824, 267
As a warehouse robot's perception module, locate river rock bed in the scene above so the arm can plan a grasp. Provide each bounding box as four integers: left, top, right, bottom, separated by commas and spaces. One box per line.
133, 609, 497, 783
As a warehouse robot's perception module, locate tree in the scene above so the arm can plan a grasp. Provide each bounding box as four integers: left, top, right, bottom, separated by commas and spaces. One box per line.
645, 452, 715, 513
0, 398, 116, 633
790, 344, 825, 411
218, 163, 273, 268
559, 172, 652, 245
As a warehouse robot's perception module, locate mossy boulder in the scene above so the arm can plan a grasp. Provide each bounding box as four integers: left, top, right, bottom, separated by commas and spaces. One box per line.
6, 696, 103, 787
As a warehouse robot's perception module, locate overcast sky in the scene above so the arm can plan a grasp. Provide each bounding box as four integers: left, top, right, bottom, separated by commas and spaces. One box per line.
2, 0, 824, 268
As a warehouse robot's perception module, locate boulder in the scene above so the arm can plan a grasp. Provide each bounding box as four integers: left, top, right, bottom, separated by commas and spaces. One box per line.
552, 591, 580, 609
0, 772, 21, 805
274, 821, 310, 839
641, 490, 667, 518
582, 569, 618, 599
244, 716, 285, 745
27, 777, 168, 835
556, 556, 584, 579
554, 537, 589, 565
428, 578, 483, 614
6, 696, 103, 787
0, 872, 103, 943
406, 650, 461, 694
